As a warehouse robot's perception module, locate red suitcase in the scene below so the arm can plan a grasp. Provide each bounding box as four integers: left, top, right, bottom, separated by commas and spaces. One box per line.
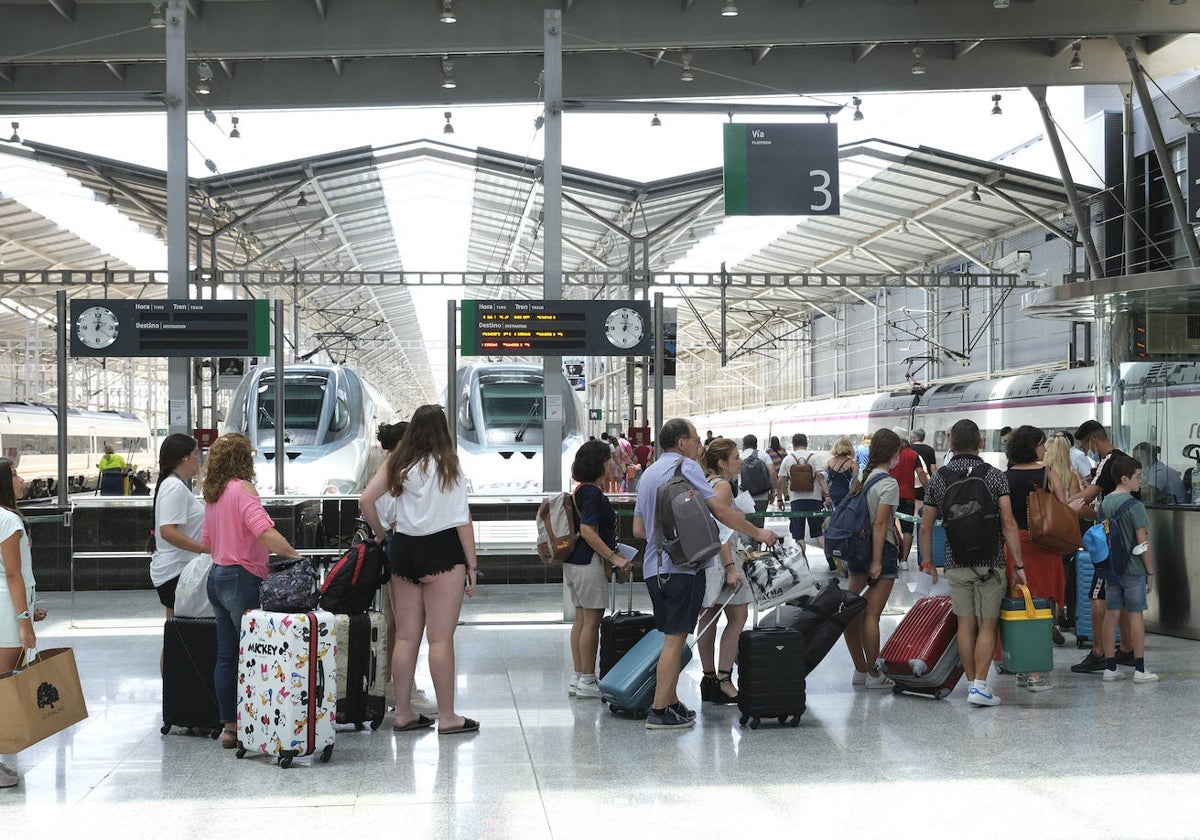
878, 595, 964, 699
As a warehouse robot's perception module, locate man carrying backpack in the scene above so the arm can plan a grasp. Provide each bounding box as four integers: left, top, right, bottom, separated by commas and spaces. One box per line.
740, 434, 777, 548
922, 419, 1026, 707
777, 433, 830, 569
633, 419, 778, 730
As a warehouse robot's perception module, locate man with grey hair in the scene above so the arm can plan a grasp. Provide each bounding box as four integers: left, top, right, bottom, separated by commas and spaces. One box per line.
633, 418, 777, 730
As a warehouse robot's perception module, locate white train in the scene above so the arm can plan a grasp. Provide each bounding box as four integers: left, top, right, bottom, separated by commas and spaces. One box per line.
452, 362, 585, 494
223, 364, 394, 496
0, 402, 151, 497
692, 362, 1200, 477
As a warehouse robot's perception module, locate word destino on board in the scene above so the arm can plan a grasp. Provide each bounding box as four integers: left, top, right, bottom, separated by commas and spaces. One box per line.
69, 299, 271, 358
460, 300, 653, 356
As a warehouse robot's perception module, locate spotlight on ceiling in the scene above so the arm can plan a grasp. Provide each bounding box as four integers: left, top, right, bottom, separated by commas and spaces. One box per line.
8, 122, 19, 143
441, 57, 457, 89
911, 46, 926, 76
680, 50, 695, 83
993, 0, 1010, 8
229, 116, 241, 139
721, 2, 739, 16
1070, 42, 1083, 71
852, 97, 863, 121
970, 185, 982, 202
443, 111, 455, 134
440, 0, 457, 24
195, 60, 213, 95
149, 1, 165, 28
296, 191, 309, 208
651, 113, 662, 127
991, 93, 1003, 116
106, 188, 118, 206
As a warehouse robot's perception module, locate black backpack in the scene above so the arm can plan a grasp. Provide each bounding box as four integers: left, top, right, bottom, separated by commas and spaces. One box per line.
319, 541, 390, 614
741, 452, 772, 496
825, 462, 853, 506
939, 463, 1000, 566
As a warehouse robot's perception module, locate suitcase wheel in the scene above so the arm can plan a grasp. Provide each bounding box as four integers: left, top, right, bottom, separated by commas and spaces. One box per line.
160, 724, 171, 735
749, 717, 761, 730
738, 714, 749, 726
777, 716, 787, 725
608, 704, 618, 714
235, 747, 247, 759
935, 688, 951, 700
354, 723, 365, 732
320, 745, 334, 763
788, 715, 801, 727
369, 717, 383, 731
892, 685, 904, 695
210, 727, 222, 740
280, 756, 294, 769
1076, 636, 1091, 649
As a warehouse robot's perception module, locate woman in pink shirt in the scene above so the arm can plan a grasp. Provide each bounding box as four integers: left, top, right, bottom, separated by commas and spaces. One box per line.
202, 433, 303, 749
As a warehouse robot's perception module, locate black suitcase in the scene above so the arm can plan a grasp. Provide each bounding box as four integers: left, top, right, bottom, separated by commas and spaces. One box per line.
736, 626, 807, 729
598, 579, 655, 679
763, 579, 868, 675
161, 616, 222, 738
333, 612, 386, 730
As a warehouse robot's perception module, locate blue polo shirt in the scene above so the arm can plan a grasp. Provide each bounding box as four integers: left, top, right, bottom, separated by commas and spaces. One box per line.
634, 452, 715, 577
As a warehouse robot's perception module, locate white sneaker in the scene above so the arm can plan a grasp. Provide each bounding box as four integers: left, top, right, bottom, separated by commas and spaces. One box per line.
864, 672, 894, 690
574, 677, 602, 699
966, 686, 1001, 706
852, 671, 867, 687
898, 560, 909, 571
567, 674, 579, 696
1102, 668, 1125, 682
0, 762, 18, 788
1132, 670, 1160, 684
410, 687, 438, 715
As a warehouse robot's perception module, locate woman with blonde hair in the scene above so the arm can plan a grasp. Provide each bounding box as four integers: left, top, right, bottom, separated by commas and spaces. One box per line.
359, 405, 479, 734
203, 433, 305, 748
1044, 434, 1082, 638
694, 437, 753, 704
825, 436, 859, 508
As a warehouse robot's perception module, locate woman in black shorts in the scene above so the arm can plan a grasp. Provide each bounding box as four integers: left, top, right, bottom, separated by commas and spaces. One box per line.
359, 405, 479, 735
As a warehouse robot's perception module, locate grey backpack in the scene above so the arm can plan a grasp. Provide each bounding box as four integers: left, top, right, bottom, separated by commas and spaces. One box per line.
655, 461, 722, 571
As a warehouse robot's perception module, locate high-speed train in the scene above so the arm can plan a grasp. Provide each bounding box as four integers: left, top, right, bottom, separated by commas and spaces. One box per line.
223, 364, 394, 496
0, 402, 151, 497
693, 362, 1200, 473
452, 362, 585, 494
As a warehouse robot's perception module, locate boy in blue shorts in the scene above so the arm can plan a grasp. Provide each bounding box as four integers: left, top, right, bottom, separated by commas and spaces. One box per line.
1098, 455, 1158, 684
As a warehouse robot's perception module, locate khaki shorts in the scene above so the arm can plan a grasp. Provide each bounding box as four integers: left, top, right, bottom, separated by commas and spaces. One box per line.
946, 566, 1006, 620
563, 556, 608, 610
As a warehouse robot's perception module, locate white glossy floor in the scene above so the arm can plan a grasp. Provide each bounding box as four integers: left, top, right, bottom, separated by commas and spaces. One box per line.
3, 564, 1200, 840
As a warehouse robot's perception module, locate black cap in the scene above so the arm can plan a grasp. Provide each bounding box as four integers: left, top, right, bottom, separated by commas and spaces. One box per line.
1075, 419, 1104, 441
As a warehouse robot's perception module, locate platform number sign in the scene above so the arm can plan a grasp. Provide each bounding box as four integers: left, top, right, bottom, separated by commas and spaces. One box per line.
723, 123, 839, 216
1188, 133, 1200, 226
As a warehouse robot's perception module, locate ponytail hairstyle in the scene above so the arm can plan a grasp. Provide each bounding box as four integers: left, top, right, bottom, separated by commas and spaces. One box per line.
701, 437, 739, 478
147, 434, 197, 553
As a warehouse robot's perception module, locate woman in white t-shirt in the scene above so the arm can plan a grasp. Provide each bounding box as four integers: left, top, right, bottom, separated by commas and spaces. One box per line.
147, 434, 208, 620
359, 405, 479, 735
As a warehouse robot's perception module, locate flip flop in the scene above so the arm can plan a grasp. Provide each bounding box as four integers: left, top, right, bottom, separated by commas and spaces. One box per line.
392, 714, 436, 732
438, 717, 480, 735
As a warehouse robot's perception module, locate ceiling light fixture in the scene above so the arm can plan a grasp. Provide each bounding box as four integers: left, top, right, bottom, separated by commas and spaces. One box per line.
721, 2, 739, 16
229, 116, 241, 139
204, 158, 217, 174
1070, 42, 1083, 71
106, 188, 118, 206
318, 226, 327, 242
443, 111, 455, 134
991, 93, 1002, 116
296, 191, 309, 208
8, 122, 19, 143
993, 0, 1010, 8
441, 57, 457, 89
440, 0, 457, 24
149, 1, 165, 28
911, 46, 926, 76
852, 97, 863, 121
651, 113, 662, 127
680, 51, 695, 83
970, 185, 982, 202
195, 60, 213, 95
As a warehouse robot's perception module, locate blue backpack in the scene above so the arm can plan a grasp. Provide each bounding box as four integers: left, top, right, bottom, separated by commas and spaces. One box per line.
1082, 497, 1138, 578
823, 472, 890, 568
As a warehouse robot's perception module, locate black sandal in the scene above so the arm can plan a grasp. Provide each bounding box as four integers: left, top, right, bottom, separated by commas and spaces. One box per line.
712, 671, 739, 704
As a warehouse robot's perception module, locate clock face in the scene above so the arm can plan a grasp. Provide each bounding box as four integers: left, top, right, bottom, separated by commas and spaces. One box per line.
76, 305, 120, 350
604, 307, 645, 350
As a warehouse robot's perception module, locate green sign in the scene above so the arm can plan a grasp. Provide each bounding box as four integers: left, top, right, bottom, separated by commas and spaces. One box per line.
723, 123, 839, 216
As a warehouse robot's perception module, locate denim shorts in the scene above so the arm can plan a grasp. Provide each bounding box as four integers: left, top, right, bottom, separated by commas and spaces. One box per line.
1105, 574, 1148, 612
846, 540, 899, 580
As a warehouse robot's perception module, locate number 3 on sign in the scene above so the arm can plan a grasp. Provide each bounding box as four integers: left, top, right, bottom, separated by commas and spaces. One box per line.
810, 169, 832, 212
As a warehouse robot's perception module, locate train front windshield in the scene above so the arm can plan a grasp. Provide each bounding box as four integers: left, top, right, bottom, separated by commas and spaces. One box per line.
254, 374, 350, 447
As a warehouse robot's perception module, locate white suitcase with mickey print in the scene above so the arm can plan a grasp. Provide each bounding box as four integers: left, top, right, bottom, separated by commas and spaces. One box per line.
236, 609, 337, 768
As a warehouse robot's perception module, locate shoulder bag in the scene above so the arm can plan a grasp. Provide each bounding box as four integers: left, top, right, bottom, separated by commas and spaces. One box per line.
1028, 472, 1082, 554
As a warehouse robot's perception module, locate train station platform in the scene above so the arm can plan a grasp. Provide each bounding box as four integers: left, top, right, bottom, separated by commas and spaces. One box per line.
3, 570, 1199, 840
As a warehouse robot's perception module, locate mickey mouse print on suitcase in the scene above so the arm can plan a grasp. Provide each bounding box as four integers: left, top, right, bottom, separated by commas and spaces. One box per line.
236, 609, 337, 768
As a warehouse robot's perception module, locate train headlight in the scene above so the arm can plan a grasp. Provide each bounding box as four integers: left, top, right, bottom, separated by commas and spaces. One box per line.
323, 479, 357, 495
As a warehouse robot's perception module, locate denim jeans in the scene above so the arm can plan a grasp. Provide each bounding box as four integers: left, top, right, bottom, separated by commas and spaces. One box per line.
207, 563, 261, 724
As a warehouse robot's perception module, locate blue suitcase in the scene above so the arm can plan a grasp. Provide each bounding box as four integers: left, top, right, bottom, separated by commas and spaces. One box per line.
1074, 550, 1119, 649
598, 629, 692, 718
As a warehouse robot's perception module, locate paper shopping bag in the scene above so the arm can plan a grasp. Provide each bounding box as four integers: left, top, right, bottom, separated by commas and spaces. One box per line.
0, 647, 89, 753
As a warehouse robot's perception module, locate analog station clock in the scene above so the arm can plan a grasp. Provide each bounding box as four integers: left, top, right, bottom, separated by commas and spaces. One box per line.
604, 306, 645, 350
76, 305, 120, 350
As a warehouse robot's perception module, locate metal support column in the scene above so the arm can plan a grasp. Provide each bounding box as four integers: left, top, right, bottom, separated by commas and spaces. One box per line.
1122, 85, 1137, 275
1028, 86, 1104, 280
653, 293, 664, 454
165, 0, 191, 433
274, 300, 285, 495
542, 9, 563, 493
447, 300, 458, 442
56, 291, 68, 506
1119, 38, 1200, 266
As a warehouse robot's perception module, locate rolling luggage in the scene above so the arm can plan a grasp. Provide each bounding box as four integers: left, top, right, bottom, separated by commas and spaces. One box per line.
598, 578, 655, 679
1073, 550, 1120, 649
236, 609, 337, 768
333, 612, 386, 730
598, 629, 692, 717
877, 595, 963, 699
760, 579, 868, 676
161, 616, 221, 738
736, 626, 806, 729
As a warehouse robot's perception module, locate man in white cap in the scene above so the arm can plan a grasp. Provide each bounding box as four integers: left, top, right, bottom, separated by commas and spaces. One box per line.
889, 426, 927, 570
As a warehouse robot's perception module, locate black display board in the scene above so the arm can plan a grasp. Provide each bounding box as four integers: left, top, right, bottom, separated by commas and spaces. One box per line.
460, 299, 651, 356
69, 298, 270, 358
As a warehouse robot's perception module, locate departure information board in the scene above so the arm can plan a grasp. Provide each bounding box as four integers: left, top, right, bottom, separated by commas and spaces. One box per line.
460, 299, 652, 356
69, 298, 271, 358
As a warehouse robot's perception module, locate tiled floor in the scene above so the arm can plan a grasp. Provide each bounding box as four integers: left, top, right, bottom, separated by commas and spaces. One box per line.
3, 563, 1200, 840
